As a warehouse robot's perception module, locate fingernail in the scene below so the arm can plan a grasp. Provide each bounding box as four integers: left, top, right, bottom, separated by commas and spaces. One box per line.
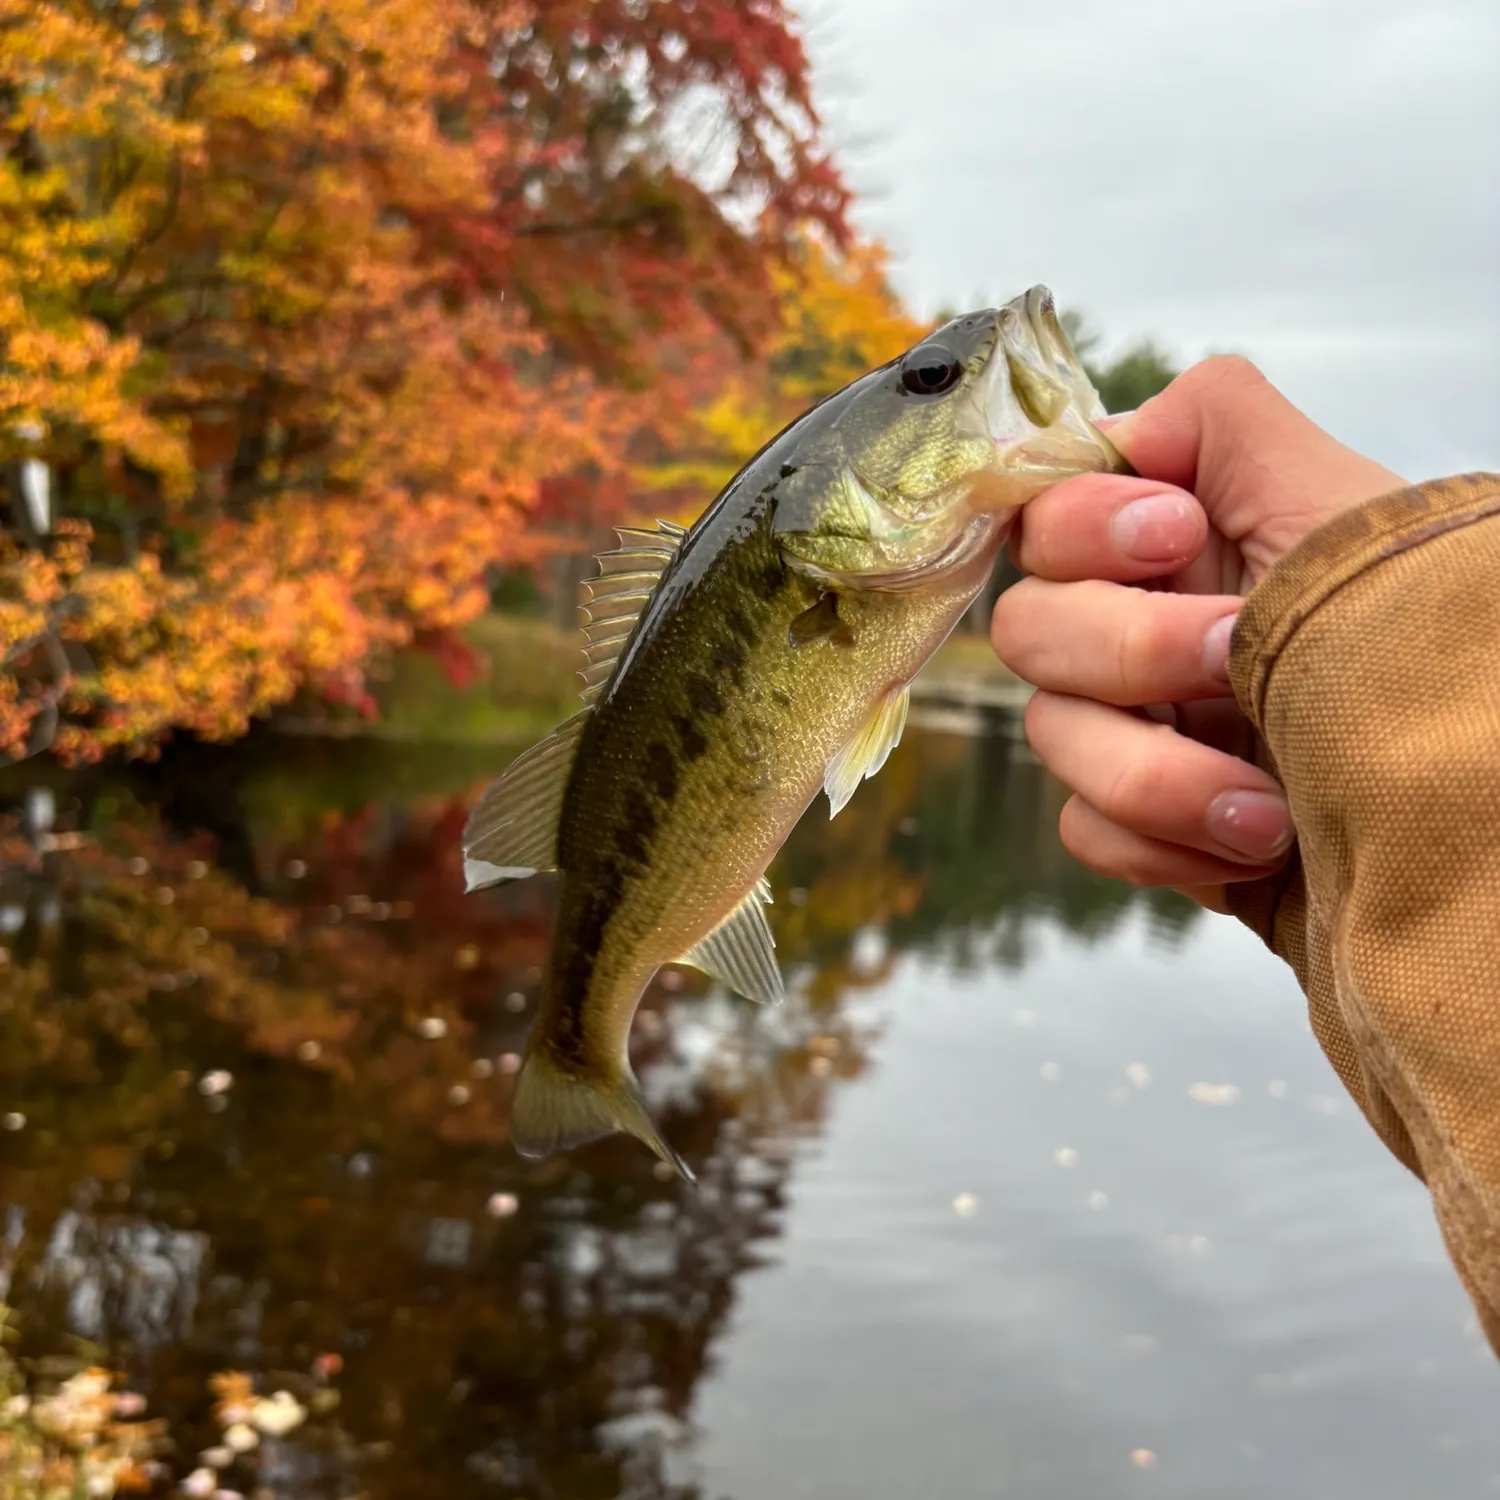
1207, 790, 1294, 862
1093, 410, 1136, 431
1110, 492, 1198, 564
1202, 612, 1238, 684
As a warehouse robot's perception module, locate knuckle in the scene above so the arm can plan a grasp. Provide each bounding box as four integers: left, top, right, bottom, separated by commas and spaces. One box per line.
991, 580, 1058, 675
1185, 353, 1268, 399
1059, 800, 1157, 887
1096, 729, 1171, 826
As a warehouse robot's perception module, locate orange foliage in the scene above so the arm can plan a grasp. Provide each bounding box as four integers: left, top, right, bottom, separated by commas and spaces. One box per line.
0, 0, 852, 760
634, 232, 928, 524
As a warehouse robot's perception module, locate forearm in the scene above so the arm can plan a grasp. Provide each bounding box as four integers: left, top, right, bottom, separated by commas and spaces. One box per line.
1226, 471, 1500, 1353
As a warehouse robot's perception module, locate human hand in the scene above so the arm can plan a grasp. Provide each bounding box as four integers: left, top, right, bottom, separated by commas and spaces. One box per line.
990, 356, 1406, 912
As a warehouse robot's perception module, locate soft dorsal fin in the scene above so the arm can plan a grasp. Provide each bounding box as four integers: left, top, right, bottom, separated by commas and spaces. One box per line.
462, 709, 591, 890
678, 876, 783, 1005
824, 684, 910, 819
576, 520, 686, 706
463, 521, 686, 892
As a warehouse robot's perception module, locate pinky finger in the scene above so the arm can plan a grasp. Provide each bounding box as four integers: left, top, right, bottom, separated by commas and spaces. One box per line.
1058, 795, 1286, 891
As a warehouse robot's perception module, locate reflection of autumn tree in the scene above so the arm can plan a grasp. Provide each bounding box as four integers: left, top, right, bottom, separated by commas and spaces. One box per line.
0, 764, 858, 1498
0, 720, 1198, 1496
771, 722, 1203, 1000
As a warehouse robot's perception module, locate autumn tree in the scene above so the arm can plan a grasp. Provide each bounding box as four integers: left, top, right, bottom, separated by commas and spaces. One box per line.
0, 0, 849, 762
632, 230, 926, 524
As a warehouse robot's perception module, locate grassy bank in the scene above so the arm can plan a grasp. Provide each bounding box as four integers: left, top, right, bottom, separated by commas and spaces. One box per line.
309, 612, 1027, 747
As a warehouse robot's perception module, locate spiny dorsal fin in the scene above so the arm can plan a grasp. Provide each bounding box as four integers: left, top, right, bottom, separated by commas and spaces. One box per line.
575, 519, 687, 706
678, 876, 783, 1005
462, 709, 591, 890
824, 684, 910, 819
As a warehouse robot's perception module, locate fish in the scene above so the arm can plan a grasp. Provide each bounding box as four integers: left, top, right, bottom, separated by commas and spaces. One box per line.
463, 284, 1128, 1179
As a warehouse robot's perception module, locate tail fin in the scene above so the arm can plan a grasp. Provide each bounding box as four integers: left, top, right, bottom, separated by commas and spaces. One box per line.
510, 1047, 694, 1182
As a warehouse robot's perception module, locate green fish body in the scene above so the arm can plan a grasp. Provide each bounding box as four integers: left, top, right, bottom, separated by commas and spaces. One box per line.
464, 286, 1128, 1177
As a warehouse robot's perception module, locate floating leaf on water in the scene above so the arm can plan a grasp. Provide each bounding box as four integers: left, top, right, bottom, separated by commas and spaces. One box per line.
249, 1390, 306, 1437
1187, 1082, 1240, 1105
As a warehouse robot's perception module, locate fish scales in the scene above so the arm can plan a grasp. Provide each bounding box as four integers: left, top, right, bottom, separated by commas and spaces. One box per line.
463, 285, 1130, 1177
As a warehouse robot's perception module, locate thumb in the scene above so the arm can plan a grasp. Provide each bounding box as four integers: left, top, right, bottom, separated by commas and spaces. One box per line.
1103, 356, 1406, 580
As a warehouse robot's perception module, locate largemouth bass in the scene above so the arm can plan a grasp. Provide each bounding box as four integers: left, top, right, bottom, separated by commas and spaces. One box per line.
464, 285, 1127, 1178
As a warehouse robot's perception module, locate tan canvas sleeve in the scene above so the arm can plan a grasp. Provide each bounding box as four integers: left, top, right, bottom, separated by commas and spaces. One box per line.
1225, 471, 1500, 1353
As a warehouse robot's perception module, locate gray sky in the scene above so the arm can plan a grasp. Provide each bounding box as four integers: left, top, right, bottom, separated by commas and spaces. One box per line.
799, 0, 1499, 481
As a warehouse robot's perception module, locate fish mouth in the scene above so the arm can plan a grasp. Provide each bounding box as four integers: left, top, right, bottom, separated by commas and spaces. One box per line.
973, 284, 1127, 500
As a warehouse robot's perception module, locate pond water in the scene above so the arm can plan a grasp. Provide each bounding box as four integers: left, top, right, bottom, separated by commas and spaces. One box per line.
0, 720, 1494, 1498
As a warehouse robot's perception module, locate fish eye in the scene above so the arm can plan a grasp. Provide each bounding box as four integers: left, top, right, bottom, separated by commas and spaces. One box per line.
899, 344, 962, 396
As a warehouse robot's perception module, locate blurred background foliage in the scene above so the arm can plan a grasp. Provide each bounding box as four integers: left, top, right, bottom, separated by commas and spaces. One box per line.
0, 0, 1175, 768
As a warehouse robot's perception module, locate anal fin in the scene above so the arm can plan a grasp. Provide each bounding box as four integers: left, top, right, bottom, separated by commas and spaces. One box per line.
679, 876, 783, 1006
824, 684, 910, 819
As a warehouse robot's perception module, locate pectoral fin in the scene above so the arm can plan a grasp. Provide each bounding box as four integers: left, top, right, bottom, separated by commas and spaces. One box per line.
462, 709, 591, 890
788, 591, 854, 649
824, 684, 910, 819
679, 877, 783, 1006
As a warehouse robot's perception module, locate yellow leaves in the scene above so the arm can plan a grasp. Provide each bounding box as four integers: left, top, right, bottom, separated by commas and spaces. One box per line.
0, 1335, 164, 1500
635, 231, 927, 523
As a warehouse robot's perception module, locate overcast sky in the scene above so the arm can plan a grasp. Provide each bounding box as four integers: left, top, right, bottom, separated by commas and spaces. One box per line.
797, 0, 1499, 481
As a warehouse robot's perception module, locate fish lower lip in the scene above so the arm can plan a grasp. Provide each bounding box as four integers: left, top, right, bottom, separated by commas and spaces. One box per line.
1021, 285, 1061, 357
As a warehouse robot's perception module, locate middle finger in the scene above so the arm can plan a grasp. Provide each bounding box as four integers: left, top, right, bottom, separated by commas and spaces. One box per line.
993, 578, 1242, 706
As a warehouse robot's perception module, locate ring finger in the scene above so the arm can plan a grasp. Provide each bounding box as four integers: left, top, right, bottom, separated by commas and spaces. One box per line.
1024, 691, 1295, 867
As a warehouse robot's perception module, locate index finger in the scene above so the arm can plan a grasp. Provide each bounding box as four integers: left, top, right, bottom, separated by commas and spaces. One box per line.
1010, 472, 1209, 583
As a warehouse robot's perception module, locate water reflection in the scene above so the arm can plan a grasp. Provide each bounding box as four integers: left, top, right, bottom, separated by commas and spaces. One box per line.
0, 725, 1492, 1498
